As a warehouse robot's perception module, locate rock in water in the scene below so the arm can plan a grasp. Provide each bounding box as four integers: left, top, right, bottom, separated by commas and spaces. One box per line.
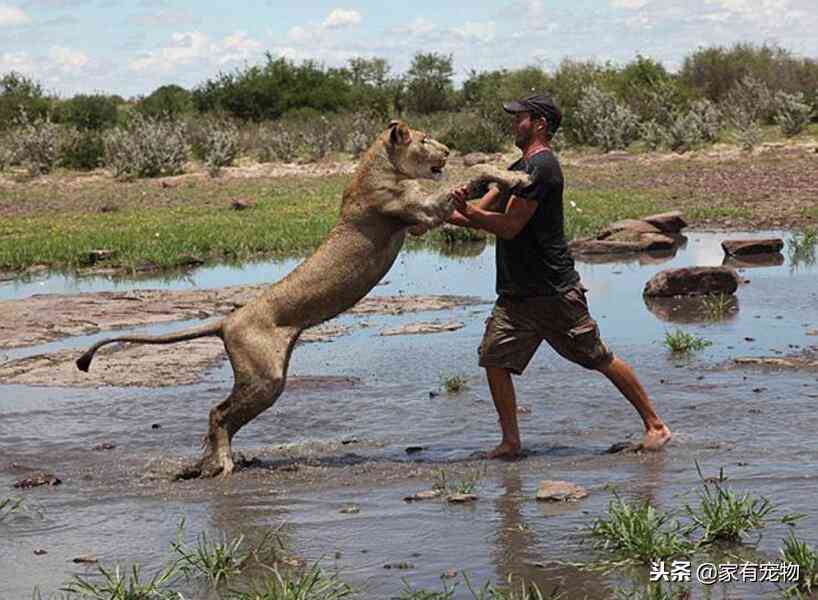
643, 266, 739, 297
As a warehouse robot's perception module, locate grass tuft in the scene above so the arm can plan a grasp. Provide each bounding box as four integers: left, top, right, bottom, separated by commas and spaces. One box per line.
780, 531, 818, 596
701, 293, 736, 321
229, 563, 354, 600
0, 496, 25, 521
663, 329, 712, 355
440, 373, 468, 394
433, 467, 482, 496
590, 496, 695, 564
787, 227, 817, 268
60, 562, 183, 600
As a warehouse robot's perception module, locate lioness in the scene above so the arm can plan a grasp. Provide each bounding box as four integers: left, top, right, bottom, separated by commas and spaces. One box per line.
76, 121, 529, 478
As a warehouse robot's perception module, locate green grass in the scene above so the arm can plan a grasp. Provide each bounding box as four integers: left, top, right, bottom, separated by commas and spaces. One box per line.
440, 373, 468, 394
701, 293, 736, 321
60, 562, 182, 600
433, 467, 482, 496
780, 531, 818, 596
562, 189, 659, 240
663, 329, 712, 355
0, 496, 24, 521
590, 496, 695, 564
396, 575, 562, 600
612, 584, 691, 600
0, 176, 346, 272
685, 205, 752, 222
228, 564, 355, 600
787, 227, 817, 268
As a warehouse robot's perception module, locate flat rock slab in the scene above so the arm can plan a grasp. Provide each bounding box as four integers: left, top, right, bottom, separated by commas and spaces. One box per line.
0, 288, 482, 350
599, 219, 662, 238
571, 234, 676, 255
643, 266, 739, 297
722, 239, 784, 256
536, 480, 589, 502
642, 211, 687, 233
733, 354, 818, 370
380, 321, 464, 336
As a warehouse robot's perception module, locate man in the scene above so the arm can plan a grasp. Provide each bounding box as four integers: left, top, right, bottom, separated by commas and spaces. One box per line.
448, 93, 672, 459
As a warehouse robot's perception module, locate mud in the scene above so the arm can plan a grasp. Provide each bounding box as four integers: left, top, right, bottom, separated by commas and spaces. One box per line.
0, 288, 482, 349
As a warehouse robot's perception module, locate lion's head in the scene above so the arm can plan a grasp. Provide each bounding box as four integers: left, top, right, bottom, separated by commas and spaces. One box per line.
384, 120, 449, 181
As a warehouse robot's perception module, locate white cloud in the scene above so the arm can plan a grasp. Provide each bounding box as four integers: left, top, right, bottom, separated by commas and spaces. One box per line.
611, 0, 651, 8
128, 30, 264, 73
452, 21, 497, 43
0, 4, 31, 26
392, 16, 436, 36
322, 8, 361, 29
0, 50, 33, 72
219, 31, 262, 64
49, 45, 89, 69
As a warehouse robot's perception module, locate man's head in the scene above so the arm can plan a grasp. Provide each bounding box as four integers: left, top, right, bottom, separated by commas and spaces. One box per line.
502, 93, 561, 149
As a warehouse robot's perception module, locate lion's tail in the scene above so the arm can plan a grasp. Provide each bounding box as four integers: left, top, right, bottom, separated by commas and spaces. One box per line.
76, 320, 224, 373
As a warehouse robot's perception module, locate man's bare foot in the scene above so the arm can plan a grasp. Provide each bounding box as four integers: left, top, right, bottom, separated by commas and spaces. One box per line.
487, 441, 522, 459
642, 425, 672, 451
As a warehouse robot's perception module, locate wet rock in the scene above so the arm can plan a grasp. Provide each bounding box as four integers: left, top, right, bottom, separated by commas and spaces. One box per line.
383, 562, 414, 570
92, 442, 116, 451
230, 197, 256, 210
405, 446, 425, 454
462, 152, 492, 167
607, 441, 642, 454
33, 549, 47, 556
443, 569, 458, 578
447, 493, 478, 503
734, 355, 818, 370
380, 320, 464, 336
723, 253, 784, 268
599, 219, 662, 238
643, 266, 739, 297
722, 238, 784, 256
403, 489, 442, 502
536, 480, 589, 502
71, 555, 98, 564
13, 473, 62, 489
641, 211, 687, 233
151, 423, 161, 429
339, 505, 360, 514
571, 233, 676, 255
807, 330, 818, 336
86, 249, 113, 264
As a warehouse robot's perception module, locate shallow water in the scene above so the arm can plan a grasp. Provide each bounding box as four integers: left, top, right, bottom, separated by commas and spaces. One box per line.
1, 231, 817, 599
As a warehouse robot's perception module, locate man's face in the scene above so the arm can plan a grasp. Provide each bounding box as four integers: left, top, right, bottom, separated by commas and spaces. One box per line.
511, 111, 543, 149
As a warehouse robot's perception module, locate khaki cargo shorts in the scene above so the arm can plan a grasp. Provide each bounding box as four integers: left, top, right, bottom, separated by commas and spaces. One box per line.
478, 284, 614, 375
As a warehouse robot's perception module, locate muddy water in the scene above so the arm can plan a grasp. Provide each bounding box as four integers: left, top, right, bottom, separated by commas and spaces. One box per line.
2, 231, 818, 599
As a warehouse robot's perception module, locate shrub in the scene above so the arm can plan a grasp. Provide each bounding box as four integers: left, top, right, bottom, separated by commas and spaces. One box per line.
574, 85, 640, 151
640, 120, 671, 151
297, 116, 339, 161
14, 110, 62, 176
774, 90, 813, 137
688, 99, 722, 142
439, 117, 506, 154
405, 52, 456, 114
61, 129, 105, 170
203, 121, 240, 177
340, 111, 382, 157
137, 84, 194, 119
256, 122, 299, 163
0, 134, 16, 171
56, 94, 119, 130
0, 71, 51, 131
724, 75, 775, 124
104, 113, 188, 179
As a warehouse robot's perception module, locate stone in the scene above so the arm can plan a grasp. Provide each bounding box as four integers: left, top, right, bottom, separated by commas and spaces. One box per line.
13, 473, 61, 489
598, 219, 662, 238
447, 493, 478, 503
734, 356, 818, 370
643, 266, 739, 297
570, 234, 676, 255
721, 238, 784, 256
339, 505, 360, 514
641, 211, 687, 233
380, 321, 464, 336
231, 197, 257, 210
536, 480, 589, 502
403, 489, 443, 502
462, 152, 492, 167
87, 249, 113, 264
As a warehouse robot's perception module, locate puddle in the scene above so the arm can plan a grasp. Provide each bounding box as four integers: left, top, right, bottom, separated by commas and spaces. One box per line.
1, 231, 817, 598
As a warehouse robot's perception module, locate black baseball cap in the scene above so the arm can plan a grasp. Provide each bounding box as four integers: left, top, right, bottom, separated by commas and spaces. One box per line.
503, 93, 561, 135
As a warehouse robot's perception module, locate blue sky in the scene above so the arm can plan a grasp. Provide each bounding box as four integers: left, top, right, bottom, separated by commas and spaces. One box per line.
1, 0, 817, 97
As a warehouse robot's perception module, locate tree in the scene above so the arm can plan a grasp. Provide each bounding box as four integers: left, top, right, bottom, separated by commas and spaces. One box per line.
405, 52, 454, 114
0, 72, 50, 129
137, 84, 194, 118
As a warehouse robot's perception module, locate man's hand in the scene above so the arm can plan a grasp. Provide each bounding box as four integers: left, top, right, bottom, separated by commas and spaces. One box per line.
450, 185, 473, 218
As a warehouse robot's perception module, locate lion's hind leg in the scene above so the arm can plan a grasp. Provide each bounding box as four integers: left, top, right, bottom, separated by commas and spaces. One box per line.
192, 324, 300, 478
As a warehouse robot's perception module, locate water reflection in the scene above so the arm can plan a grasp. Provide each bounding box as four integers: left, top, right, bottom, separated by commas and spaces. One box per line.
644, 296, 740, 324
723, 254, 785, 269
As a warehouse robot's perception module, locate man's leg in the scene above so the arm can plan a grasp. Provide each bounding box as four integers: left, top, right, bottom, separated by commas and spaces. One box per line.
485, 366, 522, 458
597, 355, 672, 450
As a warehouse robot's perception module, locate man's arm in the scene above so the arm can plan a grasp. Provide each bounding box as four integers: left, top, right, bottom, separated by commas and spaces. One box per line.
453, 194, 538, 240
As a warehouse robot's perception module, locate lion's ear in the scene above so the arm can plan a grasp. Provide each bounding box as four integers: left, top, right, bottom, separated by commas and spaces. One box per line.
388, 120, 411, 146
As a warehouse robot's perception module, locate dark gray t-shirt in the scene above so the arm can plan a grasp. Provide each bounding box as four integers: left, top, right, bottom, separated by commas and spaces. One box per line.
495, 149, 579, 297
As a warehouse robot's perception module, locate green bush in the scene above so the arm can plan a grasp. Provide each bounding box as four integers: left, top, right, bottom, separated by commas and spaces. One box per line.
137, 84, 193, 118
0, 72, 51, 131
774, 90, 813, 136
405, 52, 456, 114
573, 85, 640, 151
61, 129, 105, 170
14, 110, 62, 176
439, 117, 506, 154
55, 94, 119, 130
203, 121, 240, 177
